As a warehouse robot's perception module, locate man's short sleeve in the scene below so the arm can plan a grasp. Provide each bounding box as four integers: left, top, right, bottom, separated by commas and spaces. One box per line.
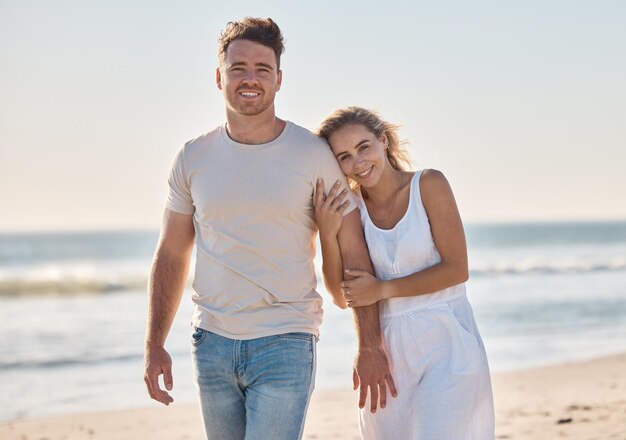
166, 148, 195, 215
314, 145, 357, 216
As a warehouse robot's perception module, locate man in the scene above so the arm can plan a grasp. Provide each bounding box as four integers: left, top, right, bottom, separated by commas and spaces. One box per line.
143, 17, 395, 439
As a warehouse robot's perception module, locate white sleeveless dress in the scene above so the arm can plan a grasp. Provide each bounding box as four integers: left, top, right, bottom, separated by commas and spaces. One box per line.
355, 170, 495, 440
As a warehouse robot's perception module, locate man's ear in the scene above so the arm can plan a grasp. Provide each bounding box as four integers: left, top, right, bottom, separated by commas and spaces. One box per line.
276, 70, 282, 92
216, 67, 223, 90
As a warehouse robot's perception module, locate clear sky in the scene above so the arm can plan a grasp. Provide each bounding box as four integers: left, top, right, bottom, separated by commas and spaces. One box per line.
1, 1, 625, 231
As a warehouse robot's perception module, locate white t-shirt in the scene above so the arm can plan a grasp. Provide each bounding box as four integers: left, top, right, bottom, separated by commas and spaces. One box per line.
167, 121, 355, 339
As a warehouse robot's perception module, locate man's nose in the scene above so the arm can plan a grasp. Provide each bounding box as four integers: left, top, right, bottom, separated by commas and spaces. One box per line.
243, 70, 258, 83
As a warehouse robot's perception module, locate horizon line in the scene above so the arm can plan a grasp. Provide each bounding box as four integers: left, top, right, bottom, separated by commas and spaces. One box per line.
2, 217, 626, 235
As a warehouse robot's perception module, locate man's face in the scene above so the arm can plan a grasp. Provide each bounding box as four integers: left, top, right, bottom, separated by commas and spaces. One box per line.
217, 39, 282, 117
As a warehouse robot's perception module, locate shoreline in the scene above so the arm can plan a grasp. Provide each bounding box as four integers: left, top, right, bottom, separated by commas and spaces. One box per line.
2, 353, 625, 439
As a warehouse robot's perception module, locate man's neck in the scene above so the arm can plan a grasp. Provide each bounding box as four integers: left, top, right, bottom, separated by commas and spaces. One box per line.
225, 109, 286, 145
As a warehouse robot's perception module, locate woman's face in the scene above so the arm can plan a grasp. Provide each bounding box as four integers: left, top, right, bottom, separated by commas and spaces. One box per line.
328, 124, 388, 188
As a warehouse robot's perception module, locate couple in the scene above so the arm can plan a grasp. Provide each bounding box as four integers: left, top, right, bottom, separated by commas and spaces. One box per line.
143, 17, 494, 440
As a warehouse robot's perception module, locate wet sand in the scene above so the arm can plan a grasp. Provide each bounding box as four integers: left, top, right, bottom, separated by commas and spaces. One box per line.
2, 353, 625, 439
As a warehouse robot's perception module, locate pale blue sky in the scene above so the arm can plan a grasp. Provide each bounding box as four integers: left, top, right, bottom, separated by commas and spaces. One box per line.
1, 1, 625, 231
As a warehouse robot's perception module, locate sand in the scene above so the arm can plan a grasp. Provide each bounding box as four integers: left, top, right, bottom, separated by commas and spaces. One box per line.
2, 353, 625, 440
490, 353, 626, 440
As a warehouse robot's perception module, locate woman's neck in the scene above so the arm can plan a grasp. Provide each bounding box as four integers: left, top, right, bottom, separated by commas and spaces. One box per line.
364, 168, 404, 203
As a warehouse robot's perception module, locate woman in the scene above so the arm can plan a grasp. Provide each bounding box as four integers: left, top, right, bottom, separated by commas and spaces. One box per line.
315, 107, 494, 439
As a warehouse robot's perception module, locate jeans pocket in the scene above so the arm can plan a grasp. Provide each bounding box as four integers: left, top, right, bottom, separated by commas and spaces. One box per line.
191, 326, 207, 346
276, 332, 314, 342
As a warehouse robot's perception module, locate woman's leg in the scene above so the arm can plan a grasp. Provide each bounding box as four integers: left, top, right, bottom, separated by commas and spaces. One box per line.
359, 299, 494, 440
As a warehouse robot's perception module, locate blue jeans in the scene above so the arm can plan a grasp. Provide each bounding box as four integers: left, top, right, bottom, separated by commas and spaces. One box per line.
191, 328, 317, 440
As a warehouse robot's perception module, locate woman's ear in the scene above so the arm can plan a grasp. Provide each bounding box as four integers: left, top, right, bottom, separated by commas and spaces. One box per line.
379, 134, 389, 149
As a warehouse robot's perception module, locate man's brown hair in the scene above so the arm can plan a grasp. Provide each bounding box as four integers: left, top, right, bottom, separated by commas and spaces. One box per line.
218, 17, 285, 69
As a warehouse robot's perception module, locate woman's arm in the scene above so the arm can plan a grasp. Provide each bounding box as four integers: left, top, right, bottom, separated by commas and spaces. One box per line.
314, 179, 350, 308
342, 169, 468, 307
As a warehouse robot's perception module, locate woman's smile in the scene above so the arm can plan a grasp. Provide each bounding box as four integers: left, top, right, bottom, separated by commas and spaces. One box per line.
355, 166, 374, 180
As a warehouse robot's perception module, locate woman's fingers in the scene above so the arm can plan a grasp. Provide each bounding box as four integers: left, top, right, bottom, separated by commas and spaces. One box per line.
327, 180, 342, 200
317, 180, 348, 212
342, 283, 356, 307
345, 269, 368, 278
337, 200, 350, 214
330, 189, 348, 209
315, 179, 326, 207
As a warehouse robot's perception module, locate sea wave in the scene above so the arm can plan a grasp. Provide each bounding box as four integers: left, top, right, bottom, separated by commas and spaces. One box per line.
0, 354, 144, 370
2, 253, 624, 295
0, 259, 153, 295
0, 278, 149, 295
471, 257, 626, 277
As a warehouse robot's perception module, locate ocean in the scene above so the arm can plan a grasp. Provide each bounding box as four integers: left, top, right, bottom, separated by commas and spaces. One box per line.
1, 222, 626, 422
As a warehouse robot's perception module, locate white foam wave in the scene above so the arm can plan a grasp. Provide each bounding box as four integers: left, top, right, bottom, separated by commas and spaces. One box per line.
471, 256, 626, 276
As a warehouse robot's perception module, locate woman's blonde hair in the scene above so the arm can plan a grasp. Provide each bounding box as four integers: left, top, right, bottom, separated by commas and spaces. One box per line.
317, 106, 411, 172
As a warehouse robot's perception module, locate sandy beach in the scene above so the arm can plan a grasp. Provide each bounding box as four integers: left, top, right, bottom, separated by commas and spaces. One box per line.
2, 353, 625, 440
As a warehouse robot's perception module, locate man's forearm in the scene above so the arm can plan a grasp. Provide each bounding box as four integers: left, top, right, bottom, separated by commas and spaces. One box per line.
342, 252, 382, 349
337, 211, 382, 349
350, 302, 382, 348
145, 250, 191, 347
336, 210, 395, 410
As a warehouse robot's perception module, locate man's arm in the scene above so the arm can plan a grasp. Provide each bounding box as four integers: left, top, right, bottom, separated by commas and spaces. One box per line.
315, 179, 349, 309
144, 209, 195, 405
337, 210, 397, 413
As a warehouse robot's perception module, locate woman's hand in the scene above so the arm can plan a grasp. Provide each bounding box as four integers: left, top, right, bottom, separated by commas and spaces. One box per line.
342, 270, 388, 307
314, 179, 350, 239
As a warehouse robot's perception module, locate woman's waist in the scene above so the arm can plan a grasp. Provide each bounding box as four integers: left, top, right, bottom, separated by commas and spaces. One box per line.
379, 284, 466, 319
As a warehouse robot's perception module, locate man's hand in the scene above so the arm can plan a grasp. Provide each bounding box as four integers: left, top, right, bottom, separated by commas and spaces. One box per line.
353, 346, 397, 413
144, 344, 174, 405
